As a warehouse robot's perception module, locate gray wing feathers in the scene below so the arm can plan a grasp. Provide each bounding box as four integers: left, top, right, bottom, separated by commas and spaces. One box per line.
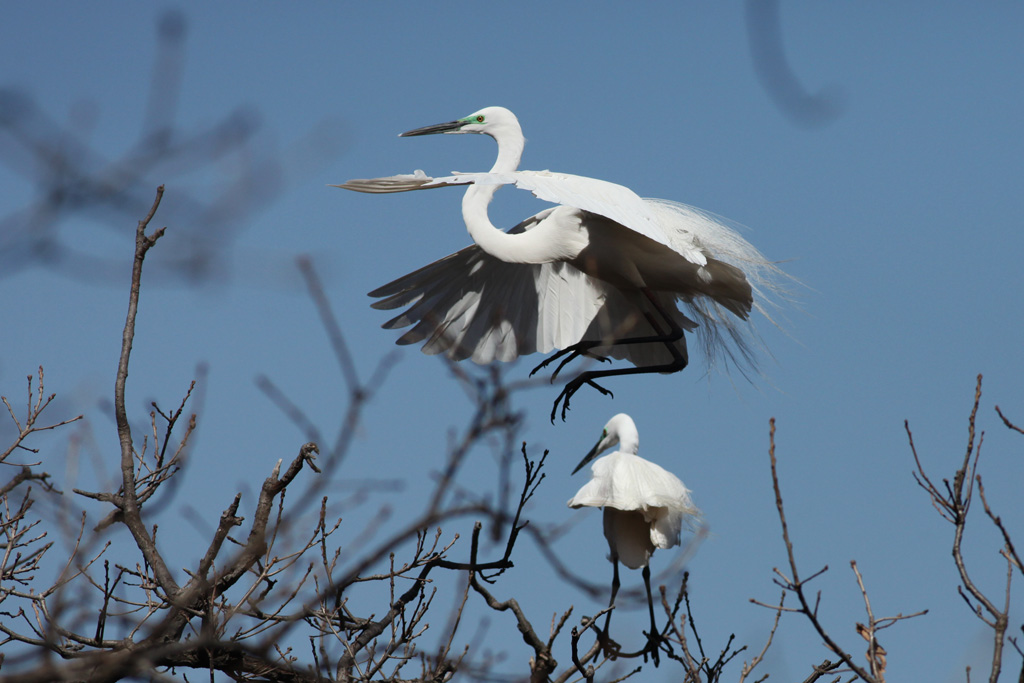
336, 172, 447, 194
368, 215, 595, 364
368, 213, 695, 367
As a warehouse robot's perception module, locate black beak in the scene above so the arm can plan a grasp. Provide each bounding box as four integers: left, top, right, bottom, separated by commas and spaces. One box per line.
400, 119, 466, 137
571, 440, 602, 475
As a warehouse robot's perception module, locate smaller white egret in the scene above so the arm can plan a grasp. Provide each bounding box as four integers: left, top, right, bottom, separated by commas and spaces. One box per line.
568, 413, 700, 660
338, 107, 788, 421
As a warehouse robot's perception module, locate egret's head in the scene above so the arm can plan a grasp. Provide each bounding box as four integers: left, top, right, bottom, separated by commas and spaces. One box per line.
400, 106, 521, 140
571, 413, 638, 475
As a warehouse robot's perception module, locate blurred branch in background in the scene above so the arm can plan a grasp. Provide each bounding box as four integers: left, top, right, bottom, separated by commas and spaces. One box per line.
744, 0, 844, 128
0, 9, 346, 287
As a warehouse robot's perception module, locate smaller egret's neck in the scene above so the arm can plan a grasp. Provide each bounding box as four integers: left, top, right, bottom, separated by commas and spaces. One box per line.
610, 417, 640, 455
618, 434, 639, 455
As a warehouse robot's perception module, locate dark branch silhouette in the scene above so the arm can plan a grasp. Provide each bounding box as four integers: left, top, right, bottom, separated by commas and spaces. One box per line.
0, 9, 343, 288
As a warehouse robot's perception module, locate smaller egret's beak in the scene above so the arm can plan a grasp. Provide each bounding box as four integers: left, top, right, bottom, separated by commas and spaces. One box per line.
571, 439, 602, 475
400, 119, 466, 137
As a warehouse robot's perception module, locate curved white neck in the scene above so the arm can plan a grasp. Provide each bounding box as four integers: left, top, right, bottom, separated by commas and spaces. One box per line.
619, 434, 639, 455
462, 126, 556, 264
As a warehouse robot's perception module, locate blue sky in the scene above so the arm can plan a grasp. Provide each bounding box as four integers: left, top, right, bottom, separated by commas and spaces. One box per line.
2, 3, 1023, 680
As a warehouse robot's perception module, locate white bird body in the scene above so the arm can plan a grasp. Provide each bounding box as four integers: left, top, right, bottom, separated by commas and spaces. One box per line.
568, 413, 700, 656
570, 452, 695, 568
338, 107, 786, 418
568, 413, 699, 569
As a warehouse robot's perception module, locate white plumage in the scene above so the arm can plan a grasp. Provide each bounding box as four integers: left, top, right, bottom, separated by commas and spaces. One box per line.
568, 413, 700, 569
337, 106, 787, 419
568, 413, 700, 656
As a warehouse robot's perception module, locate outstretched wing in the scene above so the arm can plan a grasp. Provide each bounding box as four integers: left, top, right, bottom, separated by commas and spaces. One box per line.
368, 213, 692, 368
369, 213, 607, 364
335, 170, 707, 266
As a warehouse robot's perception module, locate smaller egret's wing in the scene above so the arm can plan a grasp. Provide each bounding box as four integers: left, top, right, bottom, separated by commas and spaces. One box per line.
566, 468, 613, 510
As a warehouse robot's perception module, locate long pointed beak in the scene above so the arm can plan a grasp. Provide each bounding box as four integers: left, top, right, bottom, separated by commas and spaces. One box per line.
571, 440, 602, 475
400, 119, 465, 137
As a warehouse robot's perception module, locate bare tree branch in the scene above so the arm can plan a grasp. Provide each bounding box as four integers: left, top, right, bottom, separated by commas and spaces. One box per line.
908, 375, 1016, 683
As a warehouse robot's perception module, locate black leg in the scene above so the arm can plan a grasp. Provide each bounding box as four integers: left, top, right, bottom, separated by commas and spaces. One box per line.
593, 558, 623, 660
604, 558, 621, 635
642, 565, 661, 667
550, 291, 689, 421
528, 343, 609, 379
642, 565, 656, 636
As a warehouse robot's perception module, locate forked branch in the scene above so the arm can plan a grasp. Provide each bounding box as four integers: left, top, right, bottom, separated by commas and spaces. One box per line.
908, 375, 1019, 683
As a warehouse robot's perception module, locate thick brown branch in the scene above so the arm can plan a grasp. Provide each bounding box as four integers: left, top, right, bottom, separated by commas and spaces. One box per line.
213, 442, 320, 594
111, 185, 180, 600
470, 572, 557, 682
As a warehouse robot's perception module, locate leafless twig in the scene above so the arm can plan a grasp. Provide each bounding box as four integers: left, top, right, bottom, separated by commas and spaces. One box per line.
909, 375, 1020, 683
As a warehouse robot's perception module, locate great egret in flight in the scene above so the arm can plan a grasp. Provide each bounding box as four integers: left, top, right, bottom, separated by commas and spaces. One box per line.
568, 413, 700, 662
338, 107, 786, 420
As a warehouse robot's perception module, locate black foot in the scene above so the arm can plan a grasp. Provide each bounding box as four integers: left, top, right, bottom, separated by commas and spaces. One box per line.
550, 374, 614, 423
550, 350, 609, 380
643, 631, 662, 667
607, 629, 663, 667
530, 348, 571, 378
598, 631, 621, 660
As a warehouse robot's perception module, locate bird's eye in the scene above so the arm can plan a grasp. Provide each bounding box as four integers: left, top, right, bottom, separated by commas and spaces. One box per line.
476, 115, 485, 123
